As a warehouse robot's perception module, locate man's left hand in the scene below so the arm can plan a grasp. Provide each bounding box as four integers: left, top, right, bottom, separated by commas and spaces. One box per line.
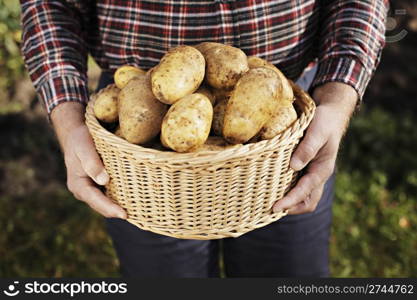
272, 82, 358, 215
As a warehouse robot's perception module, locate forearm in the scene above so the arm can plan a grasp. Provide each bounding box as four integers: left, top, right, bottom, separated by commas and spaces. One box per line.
312, 82, 358, 138
51, 102, 86, 153
313, 82, 357, 113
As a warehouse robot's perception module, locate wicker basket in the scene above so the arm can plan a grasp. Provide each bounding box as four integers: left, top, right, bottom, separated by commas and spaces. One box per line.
85, 82, 315, 240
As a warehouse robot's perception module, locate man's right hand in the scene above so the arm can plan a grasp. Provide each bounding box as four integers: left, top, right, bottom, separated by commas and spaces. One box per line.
51, 102, 127, 219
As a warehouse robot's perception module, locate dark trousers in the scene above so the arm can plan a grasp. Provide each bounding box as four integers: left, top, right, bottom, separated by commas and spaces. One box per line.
97, 72, 335, 278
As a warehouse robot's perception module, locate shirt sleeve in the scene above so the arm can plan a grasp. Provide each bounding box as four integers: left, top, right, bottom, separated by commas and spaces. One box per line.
311, 0, 389, 100
20, 0, 89, 115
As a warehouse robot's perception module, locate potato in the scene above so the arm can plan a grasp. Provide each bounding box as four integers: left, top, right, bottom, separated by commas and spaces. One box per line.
114, 126, 123, 138
194, 136, 240, 152
93, 84, 120, 123
119, 74, 168, 144
203, 44, 249, 89
260, 103, 298, 139
223, 67, 282, 144
211, 87, 232, 136
247, 56, 294, 102
193, 42, 221, 55
114, 65, 146, 89
151, 45, 205, 104
196, 85, 216, 105
161, 93, 213, 152
211, 88, 232, 103
146, 67, 155, 76
212, 97, 229, 136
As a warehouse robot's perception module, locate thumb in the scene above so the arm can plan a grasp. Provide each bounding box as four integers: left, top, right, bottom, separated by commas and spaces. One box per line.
74, 128, 109, 185
290, 127, 325, 171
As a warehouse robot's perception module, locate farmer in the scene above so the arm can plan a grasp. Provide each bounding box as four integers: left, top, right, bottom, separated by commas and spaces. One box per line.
20, 0, 388, 277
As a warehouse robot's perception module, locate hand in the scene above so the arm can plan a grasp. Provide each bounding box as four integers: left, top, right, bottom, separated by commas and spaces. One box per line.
51, 102, 127, 219
273, 82, 358, 215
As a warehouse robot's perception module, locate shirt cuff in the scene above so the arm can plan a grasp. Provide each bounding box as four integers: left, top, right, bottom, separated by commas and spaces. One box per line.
37, 75, 89, 115
310, 56, 372, 104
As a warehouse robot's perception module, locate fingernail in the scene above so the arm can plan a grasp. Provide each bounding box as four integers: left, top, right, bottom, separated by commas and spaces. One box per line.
290, 158, 304, 171
96, 170, 109, 185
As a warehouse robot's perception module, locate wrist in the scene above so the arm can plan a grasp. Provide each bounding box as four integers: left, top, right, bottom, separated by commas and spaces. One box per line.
312, 82, 358, 113
51, 102, 86, 151
311, 82, 358, 139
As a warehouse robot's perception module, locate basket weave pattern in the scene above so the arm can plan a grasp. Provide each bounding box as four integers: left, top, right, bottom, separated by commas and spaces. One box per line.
85, 83, 315, 240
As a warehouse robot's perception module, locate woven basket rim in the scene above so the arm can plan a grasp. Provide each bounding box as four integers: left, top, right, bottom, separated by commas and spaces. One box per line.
85, 82, 316, 165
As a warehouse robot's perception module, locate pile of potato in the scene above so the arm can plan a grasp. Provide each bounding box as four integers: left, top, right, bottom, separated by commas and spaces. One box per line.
93, 42, 298, 153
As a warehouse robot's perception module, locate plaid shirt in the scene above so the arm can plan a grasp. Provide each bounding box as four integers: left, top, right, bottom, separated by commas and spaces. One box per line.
20, 0, 388, 114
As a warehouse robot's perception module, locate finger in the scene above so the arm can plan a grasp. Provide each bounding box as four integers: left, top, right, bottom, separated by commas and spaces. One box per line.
273, 152, 335, 213
290, 122, 326, 171
287, 184, 324, 215
70, 177, 127, 219
74, 130, 109, 185
272, 171, 321, 213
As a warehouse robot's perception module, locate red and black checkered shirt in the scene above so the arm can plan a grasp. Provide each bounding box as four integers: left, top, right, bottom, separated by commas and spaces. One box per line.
20, 0, 388, 114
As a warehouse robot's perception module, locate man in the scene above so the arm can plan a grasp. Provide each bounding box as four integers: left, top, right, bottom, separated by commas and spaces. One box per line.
20, 0, 388, 277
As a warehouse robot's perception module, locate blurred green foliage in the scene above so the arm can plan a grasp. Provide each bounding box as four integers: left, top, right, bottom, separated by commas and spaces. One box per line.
0, 0, 25, 95
0, 0, 416, 277
0, 114, 119, 277
332, 108, 417, 277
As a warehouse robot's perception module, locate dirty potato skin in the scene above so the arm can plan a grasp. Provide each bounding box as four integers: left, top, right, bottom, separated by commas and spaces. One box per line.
151, 46, 205, 104
194, 136, 240, 152
247, 56, 294, 102
161, 93, 213, 153
196, 85, 216, 105
119, 75, 168, 144
223, 67, 282, 144
260, 103, 298, 139
212, 97, 229, 136
114, 126, 123, 138
260, 78, 301, 139
203, 44, 249, 89
211, 88, 232, 103
211, 87, 232, 136
193, 42, 221, 55
114, 65, 146, 89
93, 84, 120, 123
